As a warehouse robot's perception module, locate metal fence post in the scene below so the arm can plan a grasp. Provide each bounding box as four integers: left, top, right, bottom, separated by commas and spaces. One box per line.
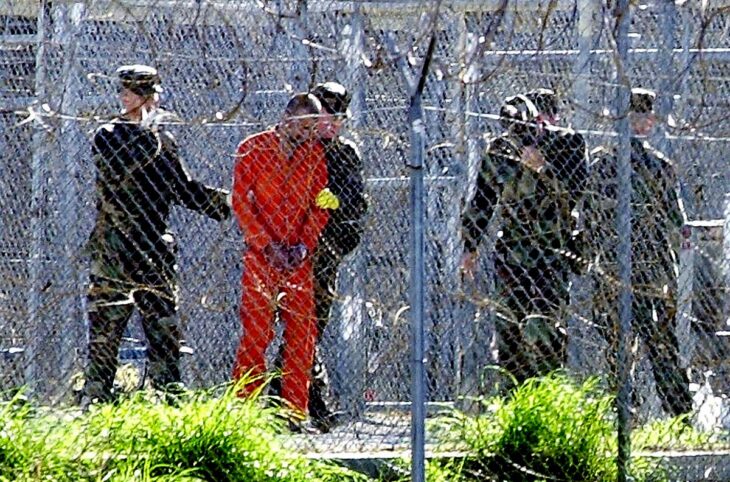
380, 24, 427, 481
655, 0, 695, 372
572, 0, 597, 128
613, 0, 633, 480
408, 27, 438, 482
408, 89, 426, 482
655, 0, 676, 157
26, 0, 53, 399
722, 193, 730, 331
331, 2, 368, 418
290, 0, 309, 91
428, 13, 467, 401
568, 0, 599, 377
455, 15, 488, 409
56, 1, 86, 401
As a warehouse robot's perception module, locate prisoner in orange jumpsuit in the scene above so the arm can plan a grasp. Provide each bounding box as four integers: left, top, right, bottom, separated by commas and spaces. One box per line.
231, 93, 330, 415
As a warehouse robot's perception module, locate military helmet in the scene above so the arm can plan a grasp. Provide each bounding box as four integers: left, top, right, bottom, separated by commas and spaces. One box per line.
524, 88, 558, 119
630, 88, 656, 114
311, 82, 351, 117
116, 64, 162, 97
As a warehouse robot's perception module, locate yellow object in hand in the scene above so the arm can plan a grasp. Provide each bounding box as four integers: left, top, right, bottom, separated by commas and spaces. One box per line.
316, 188, 340, 210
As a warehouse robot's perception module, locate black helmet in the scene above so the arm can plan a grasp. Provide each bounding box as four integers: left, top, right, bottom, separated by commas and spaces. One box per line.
116, 64, 162, 97
311, 82, 351, 117
630, 87, 656, 114
499, 94, 542, 145
524, 88, 558, 119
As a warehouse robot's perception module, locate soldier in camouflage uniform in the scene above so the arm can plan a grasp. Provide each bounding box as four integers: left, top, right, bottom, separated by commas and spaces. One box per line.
461, 93, 588, 384
82, 65, 230, 403
588, 88, 692, 417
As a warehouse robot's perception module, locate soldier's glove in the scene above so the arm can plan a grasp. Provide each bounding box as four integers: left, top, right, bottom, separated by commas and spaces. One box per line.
315, 188, 340, 210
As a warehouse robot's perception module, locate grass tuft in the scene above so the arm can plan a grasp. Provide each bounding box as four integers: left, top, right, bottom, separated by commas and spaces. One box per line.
425, 373, 726, 481
0, 383, 365, 482
469, 373, 616, 481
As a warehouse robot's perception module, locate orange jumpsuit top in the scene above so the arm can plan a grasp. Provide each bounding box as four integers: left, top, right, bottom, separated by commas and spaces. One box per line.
232, 129, 329, 253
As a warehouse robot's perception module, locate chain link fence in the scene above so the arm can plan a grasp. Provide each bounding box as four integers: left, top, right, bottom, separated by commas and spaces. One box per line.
1, 0, 730, 479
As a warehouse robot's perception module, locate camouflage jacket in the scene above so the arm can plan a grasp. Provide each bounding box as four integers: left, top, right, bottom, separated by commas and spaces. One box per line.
88, 109, 230, 271
462, 127, 589, 271
587, 138, 685, 279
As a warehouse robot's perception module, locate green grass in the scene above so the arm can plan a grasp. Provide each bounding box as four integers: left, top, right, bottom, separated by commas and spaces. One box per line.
3, 374, 726, 482
446, 373, 618, 481
0, 384, 366, 482
423, 373, 727, 481
633, 416, 722, 452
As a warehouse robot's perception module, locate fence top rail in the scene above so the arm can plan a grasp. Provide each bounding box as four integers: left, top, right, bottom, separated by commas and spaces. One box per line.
479, 48, 730, 57
9, 0, 726, 23
0, 0, 587, 17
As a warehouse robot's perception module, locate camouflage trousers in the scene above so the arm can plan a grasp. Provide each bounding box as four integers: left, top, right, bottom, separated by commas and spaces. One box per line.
493, 257, 570, 385
83, 256, 181, 402
593, 269, 692, 417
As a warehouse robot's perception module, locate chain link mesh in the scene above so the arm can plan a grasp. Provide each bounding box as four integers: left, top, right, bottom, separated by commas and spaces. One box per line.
1, 0, 729, 479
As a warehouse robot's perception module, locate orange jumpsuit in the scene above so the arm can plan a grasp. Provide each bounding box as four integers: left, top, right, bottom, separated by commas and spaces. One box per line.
231, 129, 329, 414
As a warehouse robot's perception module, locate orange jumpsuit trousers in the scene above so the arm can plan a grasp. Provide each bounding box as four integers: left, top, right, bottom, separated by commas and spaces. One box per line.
234, 251, 317, 413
